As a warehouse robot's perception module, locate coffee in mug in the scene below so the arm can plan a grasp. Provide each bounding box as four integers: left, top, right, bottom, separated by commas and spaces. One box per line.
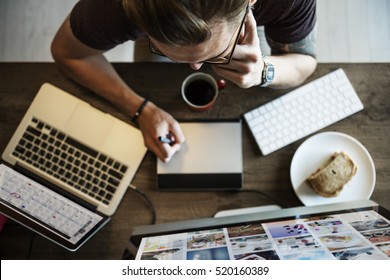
181, 72, 218, 111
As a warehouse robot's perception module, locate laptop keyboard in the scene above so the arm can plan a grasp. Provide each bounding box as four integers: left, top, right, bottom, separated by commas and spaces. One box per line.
11, 117, 128, 206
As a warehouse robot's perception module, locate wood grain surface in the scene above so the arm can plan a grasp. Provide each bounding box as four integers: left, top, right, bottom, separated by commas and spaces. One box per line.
0, 62, 389, 259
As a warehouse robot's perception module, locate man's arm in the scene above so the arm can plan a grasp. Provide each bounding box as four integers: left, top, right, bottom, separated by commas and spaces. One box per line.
213, 10, 317, 90
51, 16, 185, 162
265, 25, 317, 89
51, 16, 143, 115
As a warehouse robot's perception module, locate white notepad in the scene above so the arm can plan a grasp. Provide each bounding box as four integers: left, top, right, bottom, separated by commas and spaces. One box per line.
157, 120, 243, 190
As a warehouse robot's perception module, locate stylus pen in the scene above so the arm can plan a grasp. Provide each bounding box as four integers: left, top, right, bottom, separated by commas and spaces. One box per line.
158, 134, 174, 145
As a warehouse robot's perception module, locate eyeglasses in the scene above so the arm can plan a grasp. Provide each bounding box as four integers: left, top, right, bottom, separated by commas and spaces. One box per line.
149, 3, 249, 64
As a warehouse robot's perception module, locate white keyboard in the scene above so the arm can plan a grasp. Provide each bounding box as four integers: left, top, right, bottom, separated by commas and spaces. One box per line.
244, 69, 364, 156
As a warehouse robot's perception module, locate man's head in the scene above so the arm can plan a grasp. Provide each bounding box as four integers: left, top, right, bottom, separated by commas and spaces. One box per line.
123, 0, 250, 67
123, 0, 248, 45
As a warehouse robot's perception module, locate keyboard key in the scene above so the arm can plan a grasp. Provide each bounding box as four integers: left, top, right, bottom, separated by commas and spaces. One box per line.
108, 168, 122, 180
108, 177, 120, 187
106, 185, 116, 193
98, 154, 107, 162
120, 165, 128, 174
23, 132, 34, 142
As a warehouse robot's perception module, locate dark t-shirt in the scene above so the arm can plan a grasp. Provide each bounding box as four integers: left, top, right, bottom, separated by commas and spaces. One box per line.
70, 0, 316, 51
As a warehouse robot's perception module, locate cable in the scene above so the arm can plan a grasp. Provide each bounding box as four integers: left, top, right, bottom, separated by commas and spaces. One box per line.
122, 185, 157, 260
27, 232, 36, 259
230, 189, 288, 208
128, 184, 157, 224
127, 185, 286, 225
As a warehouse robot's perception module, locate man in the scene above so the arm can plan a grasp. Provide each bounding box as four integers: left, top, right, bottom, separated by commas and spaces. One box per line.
51, 0, 317, 162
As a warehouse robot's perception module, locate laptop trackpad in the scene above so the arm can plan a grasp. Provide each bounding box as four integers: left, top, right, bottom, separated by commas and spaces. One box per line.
65, 104, 113, 148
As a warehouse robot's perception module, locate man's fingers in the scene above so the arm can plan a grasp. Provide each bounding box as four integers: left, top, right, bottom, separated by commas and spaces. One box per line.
230, 10, 260, 61
239, 9, 259, 47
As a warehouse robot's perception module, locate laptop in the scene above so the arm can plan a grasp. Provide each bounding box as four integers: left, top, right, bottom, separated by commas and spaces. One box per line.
0, 83, 147, 250
124, 200, 390, 260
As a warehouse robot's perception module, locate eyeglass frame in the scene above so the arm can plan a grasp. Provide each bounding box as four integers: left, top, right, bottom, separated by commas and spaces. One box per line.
148, 3, 249, 64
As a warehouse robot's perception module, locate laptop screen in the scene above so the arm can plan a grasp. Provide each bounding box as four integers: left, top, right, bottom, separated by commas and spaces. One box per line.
0, 164, 110, 251
127, 200, 390, 260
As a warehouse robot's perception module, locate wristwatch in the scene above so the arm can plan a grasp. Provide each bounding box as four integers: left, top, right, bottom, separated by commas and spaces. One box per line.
260, 55, 275, 87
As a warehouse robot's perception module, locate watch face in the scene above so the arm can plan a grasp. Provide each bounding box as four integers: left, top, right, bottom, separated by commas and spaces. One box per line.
266, 65, 275, 81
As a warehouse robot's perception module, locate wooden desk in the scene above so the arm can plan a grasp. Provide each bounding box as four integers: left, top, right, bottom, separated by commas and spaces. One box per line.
0, 63, 389, 259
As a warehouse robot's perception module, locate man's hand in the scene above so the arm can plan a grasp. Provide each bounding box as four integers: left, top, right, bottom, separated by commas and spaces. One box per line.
212, 10, 263, 89
137, 101, 185, 162
212, 9, 317, 90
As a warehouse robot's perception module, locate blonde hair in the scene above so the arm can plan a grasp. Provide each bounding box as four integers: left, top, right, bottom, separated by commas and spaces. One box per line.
122, 0, 247, 45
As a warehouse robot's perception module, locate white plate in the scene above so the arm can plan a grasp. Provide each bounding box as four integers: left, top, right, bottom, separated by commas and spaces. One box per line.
290, 132, 376, 206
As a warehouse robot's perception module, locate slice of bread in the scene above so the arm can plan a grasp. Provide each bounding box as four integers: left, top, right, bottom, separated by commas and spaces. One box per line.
307, 152, 357, 197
